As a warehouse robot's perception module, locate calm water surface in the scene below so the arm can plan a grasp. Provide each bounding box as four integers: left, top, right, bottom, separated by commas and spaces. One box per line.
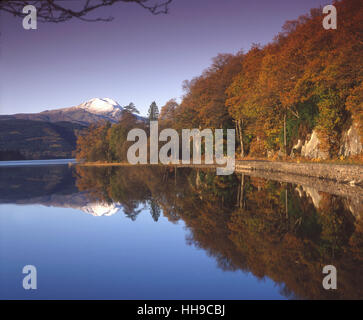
0, 161, 362, 299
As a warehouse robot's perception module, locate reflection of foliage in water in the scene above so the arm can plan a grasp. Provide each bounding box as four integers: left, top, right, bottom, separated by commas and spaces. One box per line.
75, 165, 363, 299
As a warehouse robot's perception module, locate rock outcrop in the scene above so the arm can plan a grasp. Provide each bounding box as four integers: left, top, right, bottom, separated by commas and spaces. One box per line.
339, 122, 362, 157
301, 130, 329, 159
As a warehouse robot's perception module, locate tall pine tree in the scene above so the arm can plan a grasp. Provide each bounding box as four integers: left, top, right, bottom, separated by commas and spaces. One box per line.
148, 101, 159, 121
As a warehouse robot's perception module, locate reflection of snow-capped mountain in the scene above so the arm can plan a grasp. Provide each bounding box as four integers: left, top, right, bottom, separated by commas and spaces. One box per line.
49, 194, 123, 217
80, 202, 122, 217
1, 191, 122, 217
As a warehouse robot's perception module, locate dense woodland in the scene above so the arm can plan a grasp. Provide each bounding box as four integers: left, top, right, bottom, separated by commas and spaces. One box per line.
76, 0, 362, 162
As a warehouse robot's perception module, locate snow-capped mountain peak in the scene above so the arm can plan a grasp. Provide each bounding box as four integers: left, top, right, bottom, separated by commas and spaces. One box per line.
0, 97, 146, 126
78, 98, 123, 117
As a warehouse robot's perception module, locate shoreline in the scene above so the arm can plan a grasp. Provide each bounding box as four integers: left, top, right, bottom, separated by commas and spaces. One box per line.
234, 160, 363, 186
236, 166, 363, 201
75, 162, 219, 169
75, 160, 363, 186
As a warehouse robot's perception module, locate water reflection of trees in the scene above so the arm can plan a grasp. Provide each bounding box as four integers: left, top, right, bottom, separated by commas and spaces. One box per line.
75, 165, 363, 299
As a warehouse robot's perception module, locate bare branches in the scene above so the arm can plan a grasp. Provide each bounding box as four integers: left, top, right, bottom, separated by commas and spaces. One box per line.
134, 0, 171, 15
0, 0, 173, 23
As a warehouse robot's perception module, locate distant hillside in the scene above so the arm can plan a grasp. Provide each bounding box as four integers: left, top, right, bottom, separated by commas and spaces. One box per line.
0, 98, 146, 160
0, 108, 112, 126
0, 119, 86, 160
0, 98, 146, 125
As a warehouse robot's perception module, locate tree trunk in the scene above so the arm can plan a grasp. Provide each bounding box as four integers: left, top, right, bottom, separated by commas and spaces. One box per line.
237, 119, 244, 158
285, 187, 288, 219
235, 120, 239, 155
283, 113, 287, 156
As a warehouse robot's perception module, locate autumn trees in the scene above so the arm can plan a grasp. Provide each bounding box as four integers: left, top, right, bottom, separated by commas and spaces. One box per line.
226, 45, 265, 157
174, 0, 362, 159
76, 0, 361, 162
175, 53, 244, 131
156, 2, 363, 161
76, 121, 112, 162
310, 0, 363, 155
76, 104, 145, 162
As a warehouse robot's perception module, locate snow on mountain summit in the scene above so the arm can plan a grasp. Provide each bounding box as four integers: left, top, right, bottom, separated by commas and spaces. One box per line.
0, 97, 146, 126
78, 98, 123, 116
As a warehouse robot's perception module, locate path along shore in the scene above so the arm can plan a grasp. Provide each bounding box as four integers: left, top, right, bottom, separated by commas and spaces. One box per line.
234, 160, 363, 186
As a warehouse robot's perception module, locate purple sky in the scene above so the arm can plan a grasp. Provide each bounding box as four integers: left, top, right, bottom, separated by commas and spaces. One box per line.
0, 0, 330, 116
